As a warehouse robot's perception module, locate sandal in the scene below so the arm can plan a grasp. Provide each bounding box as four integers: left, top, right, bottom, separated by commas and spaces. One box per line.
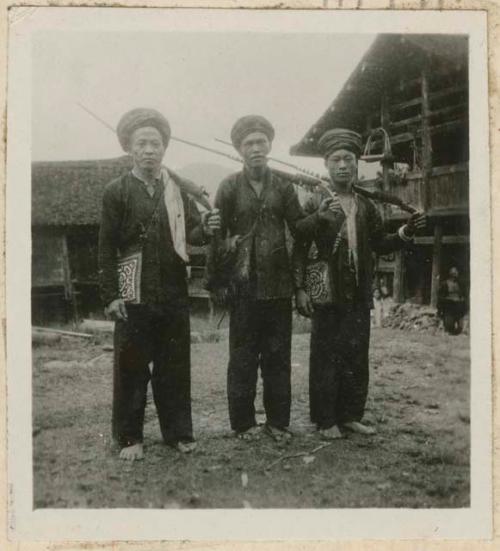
236, 425, 261, 441
264, 424, 293, 443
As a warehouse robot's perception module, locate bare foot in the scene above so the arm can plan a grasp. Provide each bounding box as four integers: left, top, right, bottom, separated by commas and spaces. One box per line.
176, 441, 197, 454
119, 443, 144, 460
343, 421, 376, 435
318, 426, 344, 440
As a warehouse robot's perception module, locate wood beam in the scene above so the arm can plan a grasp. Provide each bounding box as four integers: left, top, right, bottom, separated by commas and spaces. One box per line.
368, 118, 466, 150
389, 103, 467, 131
428, 84, 468, 103
414, 235, 469, 245
392, 76, 422, 94
389, 84, 467, 113
429, 118, 467, 135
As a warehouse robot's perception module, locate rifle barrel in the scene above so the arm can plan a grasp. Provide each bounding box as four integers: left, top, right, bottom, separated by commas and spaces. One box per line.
77, 102, 242, 168
213, 138, 416, 213
77, 103, 417, 214
215, 137, 328, 185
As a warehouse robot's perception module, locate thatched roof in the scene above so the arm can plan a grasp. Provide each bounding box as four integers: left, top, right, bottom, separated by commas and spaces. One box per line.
32, 156, 209, 256
32, 156, 132, 226
290, 33, 468, 157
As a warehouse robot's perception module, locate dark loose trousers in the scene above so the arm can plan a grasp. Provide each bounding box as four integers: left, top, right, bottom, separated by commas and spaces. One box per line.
99, 170, 207, 449
213, 168, 304, 433
112, 303, 193, 447
293, 188, 411, 430
228, 298, 292, 432
309, 304, 371, 429
441, 300, 466, 335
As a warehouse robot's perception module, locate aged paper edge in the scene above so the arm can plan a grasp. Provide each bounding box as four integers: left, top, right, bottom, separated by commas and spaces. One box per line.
0, 0, 498, 549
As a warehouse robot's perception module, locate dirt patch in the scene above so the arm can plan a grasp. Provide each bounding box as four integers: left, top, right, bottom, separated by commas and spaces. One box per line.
32, 327, 469, 509
383, 302, 468, 334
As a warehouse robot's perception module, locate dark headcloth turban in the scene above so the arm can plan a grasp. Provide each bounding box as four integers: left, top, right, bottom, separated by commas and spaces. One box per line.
230, 115, 275, 150
318, 128, 363, 159
117, 108, 171, 152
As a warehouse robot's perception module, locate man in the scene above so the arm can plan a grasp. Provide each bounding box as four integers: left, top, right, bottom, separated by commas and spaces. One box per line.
98, 108, 220, 460
212, 115, 304, 442
438, 267, 467, 335
293, 128, 426, 440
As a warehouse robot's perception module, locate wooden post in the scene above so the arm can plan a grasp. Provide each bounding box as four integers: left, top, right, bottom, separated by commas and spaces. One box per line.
421, 63, 436, 307
421, 64, 432, 211
61, 234, 78, 327
393, 250, 405, 303
415, 265, 426, 305
380, 91, 391, 193
430, 223, 443, 308
365, 114, 373, 136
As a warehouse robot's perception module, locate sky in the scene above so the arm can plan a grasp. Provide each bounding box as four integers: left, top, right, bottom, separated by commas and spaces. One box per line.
32, 31, 375, 176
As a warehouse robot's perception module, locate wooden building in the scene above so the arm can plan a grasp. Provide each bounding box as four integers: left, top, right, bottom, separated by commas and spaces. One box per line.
290, 34, 469, 306
32, 156, 211, 324
32, 156, 132, 324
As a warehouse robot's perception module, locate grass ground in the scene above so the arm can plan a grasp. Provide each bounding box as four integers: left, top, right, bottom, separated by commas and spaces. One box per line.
33, 325, 469, 509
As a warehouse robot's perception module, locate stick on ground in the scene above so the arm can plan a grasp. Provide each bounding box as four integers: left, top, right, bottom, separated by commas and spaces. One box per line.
264, 441, 334, 471
33, 327, 93, 339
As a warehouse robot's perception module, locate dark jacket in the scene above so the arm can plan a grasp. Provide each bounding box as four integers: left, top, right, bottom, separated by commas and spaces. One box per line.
213, 168, 304, 300
98, 170, 207, 307
292, 186, 408, 308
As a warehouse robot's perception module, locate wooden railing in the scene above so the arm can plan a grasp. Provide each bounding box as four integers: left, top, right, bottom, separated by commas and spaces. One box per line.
373, 163, 469, 219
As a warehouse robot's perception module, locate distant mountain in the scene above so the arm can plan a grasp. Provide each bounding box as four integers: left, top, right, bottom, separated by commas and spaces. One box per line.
177, 162, 234, 201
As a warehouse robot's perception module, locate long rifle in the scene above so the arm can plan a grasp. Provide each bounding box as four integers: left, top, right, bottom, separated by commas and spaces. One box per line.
215, 137, 417, 214
78, 103, 317, 209
78, 103, 416, 215
77, 103, 213, 210
214, 137, 324, 179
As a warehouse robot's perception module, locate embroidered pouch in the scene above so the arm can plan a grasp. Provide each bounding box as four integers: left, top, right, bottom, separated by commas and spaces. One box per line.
117, 251, 142, 304
304, 259, 332, 305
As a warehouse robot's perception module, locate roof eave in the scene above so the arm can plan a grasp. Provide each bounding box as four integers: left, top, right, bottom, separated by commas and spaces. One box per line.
290, 34, 468, 158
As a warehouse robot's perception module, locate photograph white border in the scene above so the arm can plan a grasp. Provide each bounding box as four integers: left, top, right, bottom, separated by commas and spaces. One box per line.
5, 6, 491, 541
